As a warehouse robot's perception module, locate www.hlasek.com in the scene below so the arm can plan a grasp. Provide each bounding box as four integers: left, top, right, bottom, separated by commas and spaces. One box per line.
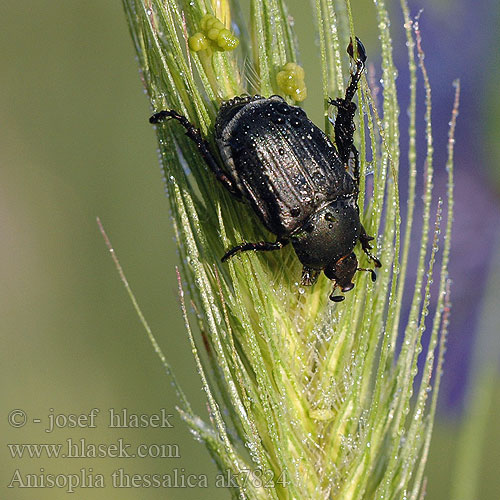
8, 438, 180, 459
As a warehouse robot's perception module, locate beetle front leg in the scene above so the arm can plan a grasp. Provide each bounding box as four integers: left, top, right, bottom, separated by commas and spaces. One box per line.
149, 109, 241, 197
344, 37, 367, 103
349, 146, 360, 187
329, 97, 357, 169
221, 239, 289, 262
329, 37, 366, 186
359, 231, 382, 268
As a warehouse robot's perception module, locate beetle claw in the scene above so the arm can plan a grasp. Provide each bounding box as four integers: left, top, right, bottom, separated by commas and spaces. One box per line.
301, 267, 320, 286
347, 36, 367, 64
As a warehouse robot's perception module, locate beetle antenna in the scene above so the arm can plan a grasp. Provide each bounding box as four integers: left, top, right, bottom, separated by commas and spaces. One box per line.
357, 267, 377, 282
329, 283, 345, 302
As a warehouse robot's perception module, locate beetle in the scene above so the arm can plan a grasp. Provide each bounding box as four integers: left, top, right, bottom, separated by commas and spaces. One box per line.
150, 38, 381, 302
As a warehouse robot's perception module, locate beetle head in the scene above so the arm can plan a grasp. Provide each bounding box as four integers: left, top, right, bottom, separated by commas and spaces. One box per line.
325, 252, 358, 292
324, 253, 378, 301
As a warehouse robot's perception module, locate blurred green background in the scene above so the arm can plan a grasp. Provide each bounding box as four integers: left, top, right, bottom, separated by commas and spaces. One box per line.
1, 1, 499, 499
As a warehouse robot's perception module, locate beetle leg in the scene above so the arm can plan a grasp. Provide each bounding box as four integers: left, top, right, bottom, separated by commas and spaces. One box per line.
221, 239, 289, 262
345, 37, 366, 103
300, 267, 320, 286
328, 96, 357, 167
329, 38, 366, 185
359, 231, 382, 268
357, 267, 377, 282
149, 109, 241, 197
348, 146, 361, 187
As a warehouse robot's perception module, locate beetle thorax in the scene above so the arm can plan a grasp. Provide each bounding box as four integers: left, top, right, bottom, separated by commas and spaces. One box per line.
291, 199, 361, 270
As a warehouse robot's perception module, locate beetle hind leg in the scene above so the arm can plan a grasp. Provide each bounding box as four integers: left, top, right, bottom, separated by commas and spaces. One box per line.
149, 109, 241, 197
221, 239, 289, 262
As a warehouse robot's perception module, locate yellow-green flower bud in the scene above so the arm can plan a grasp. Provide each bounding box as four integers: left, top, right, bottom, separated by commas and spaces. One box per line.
276, 71, 295, 90
207, 27, 220, 41
217, 29, 239, 50
276, 62, 307, 102
200, 14, 213, 31
195, 13, 239, 53
291, 85, 307, 102
283, 62, 305, 80
188, 32, 209, 52
213, 20, 225, 31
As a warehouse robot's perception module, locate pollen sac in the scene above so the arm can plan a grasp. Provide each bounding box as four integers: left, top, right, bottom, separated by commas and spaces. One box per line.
276, 62, 307, 102
189, 14, 239, 52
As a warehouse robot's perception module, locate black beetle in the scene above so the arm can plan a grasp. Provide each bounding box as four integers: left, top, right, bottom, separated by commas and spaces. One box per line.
150, 38, 381, 302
